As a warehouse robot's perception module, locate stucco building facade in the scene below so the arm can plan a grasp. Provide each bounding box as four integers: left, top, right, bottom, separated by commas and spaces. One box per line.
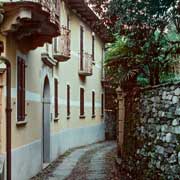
0, 0, 111, 179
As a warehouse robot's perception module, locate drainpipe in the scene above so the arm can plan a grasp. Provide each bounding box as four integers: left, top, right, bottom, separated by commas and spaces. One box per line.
0, 9, 11, 180
0, 56, 11, 180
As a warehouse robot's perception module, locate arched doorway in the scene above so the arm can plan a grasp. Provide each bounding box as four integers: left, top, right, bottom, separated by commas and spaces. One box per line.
42, 76, 51, 163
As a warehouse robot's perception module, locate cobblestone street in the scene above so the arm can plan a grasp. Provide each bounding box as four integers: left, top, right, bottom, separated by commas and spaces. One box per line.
31, 141, 120, 180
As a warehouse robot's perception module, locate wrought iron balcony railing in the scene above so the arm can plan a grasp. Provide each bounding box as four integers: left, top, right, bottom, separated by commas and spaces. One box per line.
5, 0, 60, 26
31, 0, 60, 25
1, 0, 60, 52
41, 44, 57, 67
53, 26, 71, 61
79, 52, 93, 76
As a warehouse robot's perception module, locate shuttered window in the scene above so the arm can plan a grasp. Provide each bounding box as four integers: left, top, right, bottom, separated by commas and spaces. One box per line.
54, 79, 59, 118
17, 57, 26, 121
80, 26, 84, 71
92, 34, 95, 61
80, 88, 84, 116
67, 85, 70, 117
92, 91, 95, 117
101, 93, 104, 117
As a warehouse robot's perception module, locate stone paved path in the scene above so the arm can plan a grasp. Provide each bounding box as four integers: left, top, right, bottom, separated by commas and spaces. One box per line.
87, 145, 116, 180
32, 141, 117, 180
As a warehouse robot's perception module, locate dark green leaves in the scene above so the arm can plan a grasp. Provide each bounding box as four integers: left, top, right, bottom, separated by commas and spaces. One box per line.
104, 0, 180, 88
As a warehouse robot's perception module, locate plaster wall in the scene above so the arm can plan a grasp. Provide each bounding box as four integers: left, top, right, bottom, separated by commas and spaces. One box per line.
11, 123, 105, 180
0, 2, 105, 179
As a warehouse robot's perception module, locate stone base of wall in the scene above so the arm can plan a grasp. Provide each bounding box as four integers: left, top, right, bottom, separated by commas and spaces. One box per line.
11, 123, 105, 180
11, 140, 42, 180
105, 111, 116, 140
51, 122, 105, 161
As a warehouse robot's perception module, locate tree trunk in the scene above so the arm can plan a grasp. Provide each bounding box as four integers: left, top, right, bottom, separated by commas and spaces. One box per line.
149, 69, 154, 86
154, 64, 160, 85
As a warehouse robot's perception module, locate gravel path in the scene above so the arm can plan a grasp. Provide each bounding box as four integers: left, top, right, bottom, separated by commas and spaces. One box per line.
31, 141, 118, 180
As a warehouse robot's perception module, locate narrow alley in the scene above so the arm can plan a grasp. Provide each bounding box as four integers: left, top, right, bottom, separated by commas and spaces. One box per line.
31, 141, 120, 180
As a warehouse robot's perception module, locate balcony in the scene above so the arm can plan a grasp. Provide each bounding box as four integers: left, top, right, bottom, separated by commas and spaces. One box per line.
41, 44, 57, 68
53, 26, 71, 62
1, 0, 60, 53
79, 52, 93, 76
66, 0, 113, 43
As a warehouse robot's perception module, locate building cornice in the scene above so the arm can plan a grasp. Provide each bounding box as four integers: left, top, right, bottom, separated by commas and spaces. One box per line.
65, 0, 113, 43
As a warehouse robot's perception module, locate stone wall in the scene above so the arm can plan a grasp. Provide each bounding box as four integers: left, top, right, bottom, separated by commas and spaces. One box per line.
104, 87, 117, 140
123, 82, 180, 179
105, 110, 117, 140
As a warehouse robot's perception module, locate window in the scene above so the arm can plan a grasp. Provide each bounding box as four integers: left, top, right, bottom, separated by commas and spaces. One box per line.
92, 34, 95, 61
101, 48, 104, 78
101, 93, 104, 117
17, 57, 26, 121
54, 38, 58, 53
80, 88, 84, 117
46, 43, 49, 53
54, 79, 59, 118
67, 14, 70, 30
80, 26, 84, 71
92, 91, 95, 117
67, 85, 70, 117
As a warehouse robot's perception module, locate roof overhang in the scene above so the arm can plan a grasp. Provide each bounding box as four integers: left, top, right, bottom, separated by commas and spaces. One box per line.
65, 0, 113, 43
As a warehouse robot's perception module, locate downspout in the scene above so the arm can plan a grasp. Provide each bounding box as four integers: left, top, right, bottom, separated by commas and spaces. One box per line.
0, 7, 11, 180
0, 56, 11, 180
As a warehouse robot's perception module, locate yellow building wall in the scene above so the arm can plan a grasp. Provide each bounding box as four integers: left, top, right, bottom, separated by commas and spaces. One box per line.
0, 35, 8, 154
0, 1, 105, 150
51, 6, 104, 133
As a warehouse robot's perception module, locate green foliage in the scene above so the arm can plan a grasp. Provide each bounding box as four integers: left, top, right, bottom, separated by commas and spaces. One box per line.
105, 34, 128, 63
104, 0, 180, 88
137, 76, 149, 87
160, 72, 177, 83
108, 0, 177, 29
105, 36, 139, 89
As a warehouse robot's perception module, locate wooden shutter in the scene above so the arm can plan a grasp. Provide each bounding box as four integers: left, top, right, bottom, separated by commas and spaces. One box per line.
54, 79, 59, 118
67, 85, 70, 116
80, 26, 84, 71
101, 93, 104, 117
92, 91, 95, 117
80, 88, 84, 116
92, 35, 95, 61
17, 57, 26, 121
